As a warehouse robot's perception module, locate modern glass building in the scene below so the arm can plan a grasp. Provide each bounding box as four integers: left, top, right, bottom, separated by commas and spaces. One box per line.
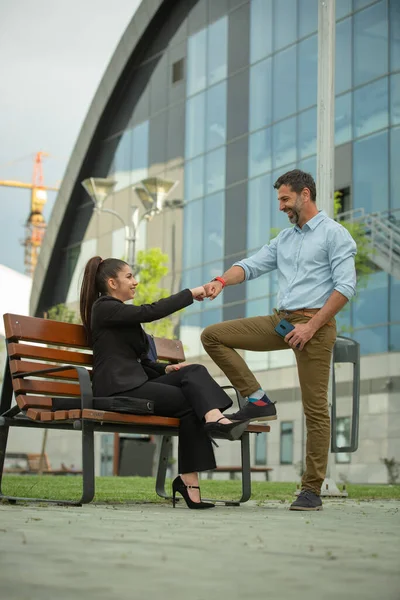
30, 0, 400, 482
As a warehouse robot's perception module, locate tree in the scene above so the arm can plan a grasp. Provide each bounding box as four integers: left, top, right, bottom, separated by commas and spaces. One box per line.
134, 247, 176, 338
46, 303, 80, 324
333, 191, 374, 289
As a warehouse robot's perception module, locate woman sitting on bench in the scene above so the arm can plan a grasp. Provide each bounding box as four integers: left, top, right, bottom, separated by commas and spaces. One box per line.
80, 256, 249, 510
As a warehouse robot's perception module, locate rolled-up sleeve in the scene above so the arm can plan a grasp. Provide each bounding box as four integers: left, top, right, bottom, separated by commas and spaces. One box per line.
328, 226, 357, 300
233, 236, 278, 280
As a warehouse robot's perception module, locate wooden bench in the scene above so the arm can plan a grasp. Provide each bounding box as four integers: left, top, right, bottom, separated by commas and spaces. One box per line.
0, 313, 270, 506
4, 452, 82, 475
206, 466, 273, 481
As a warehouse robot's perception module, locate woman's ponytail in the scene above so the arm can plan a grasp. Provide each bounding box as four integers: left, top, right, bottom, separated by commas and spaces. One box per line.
80, 256, 102, 342
79, 256, 128, 344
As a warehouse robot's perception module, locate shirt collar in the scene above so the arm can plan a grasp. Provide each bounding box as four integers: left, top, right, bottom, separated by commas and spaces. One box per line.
294, 210, 328, 233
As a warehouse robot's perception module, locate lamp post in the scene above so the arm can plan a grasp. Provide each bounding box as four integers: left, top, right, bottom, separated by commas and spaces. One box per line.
316, 0, 346, 498
81, 176, 178, 271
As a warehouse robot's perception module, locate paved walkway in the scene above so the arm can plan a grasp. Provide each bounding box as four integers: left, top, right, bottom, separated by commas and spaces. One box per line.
1, 499, 399, 600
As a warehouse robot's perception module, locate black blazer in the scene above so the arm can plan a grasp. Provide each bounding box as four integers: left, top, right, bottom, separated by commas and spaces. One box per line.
90, 290, 193, 397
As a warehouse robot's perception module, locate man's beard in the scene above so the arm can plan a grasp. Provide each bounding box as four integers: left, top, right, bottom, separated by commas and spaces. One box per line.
286, 196, 302, 224
287, 209, 299, 224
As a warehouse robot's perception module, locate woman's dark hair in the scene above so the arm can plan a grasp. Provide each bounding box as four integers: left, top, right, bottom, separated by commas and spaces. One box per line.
80, 256, 128, 342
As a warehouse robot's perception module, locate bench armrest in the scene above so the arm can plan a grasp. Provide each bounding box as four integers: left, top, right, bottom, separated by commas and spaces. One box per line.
220, 385, 246, 409
12, 365, 93, 410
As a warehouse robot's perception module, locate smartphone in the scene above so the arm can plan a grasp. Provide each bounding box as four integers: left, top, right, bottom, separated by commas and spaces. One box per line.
274, 319, 295, 338
275, 319, 301, 348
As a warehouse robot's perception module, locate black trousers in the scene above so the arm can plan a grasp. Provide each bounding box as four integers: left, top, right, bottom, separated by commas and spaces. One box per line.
123, 364, 232, 473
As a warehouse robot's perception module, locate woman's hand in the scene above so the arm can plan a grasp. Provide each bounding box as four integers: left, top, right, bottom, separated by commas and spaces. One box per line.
190, 286, 206, 301
165, 361, 191, 374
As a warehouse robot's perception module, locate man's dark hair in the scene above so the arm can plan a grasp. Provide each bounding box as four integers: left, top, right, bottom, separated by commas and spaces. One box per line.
273, 169, 317, 202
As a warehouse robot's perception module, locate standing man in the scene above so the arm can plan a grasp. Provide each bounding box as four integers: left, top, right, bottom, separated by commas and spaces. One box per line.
201, 170, 356, 511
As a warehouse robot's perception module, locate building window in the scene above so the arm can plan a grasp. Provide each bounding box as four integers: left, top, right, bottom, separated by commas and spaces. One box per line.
354, 1, 388, 88
335, 417, 351, 464
207, 17, 228, 86
249, 57, 272, 132
186, 17, 228, 97
273, 0, 297, 52
353, 129, 389, 214
335, 187, 351, 215
336, 17, 352, 95
250, 0, 272, 64
255, 432, 267, 465
172, 59, 184, 84
335, 93, 352, 146
273, 46, 297, 121
187, 28, 207, 96
298, 34, 318, 111
354, 77, 389, 139
280, 422, 294, 464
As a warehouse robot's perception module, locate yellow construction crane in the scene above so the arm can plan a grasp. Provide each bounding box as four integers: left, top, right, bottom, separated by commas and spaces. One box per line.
0, 151, 59, 275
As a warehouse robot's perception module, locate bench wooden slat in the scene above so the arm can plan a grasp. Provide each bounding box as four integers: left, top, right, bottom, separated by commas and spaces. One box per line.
26, 408, 49, 421
247, 424, 270, 433
81, 409, 181, 427
53, 410, 69, 420
69, 409, 82, 419
53, 409, 82, 421
10, 360, 90, 381
13, 379, 80, 397
16, 395, 54, 409
7, 342, 93, 366
27, 453, 52, 471
39, 411, 54, 421
4, 314, 88, 348
213, 466, 272, 473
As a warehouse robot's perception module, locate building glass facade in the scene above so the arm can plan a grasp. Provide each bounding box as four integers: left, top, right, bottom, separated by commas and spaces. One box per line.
61, 0, 399, 361
178, 0, 400, 360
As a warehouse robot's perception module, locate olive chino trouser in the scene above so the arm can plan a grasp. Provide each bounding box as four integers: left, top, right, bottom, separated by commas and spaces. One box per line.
201, 310, 337, 495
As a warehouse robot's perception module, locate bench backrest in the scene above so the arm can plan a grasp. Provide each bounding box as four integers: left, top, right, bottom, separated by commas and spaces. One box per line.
3, 313, 186, 405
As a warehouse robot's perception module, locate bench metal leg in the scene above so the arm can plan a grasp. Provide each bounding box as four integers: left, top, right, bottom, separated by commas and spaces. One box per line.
0, 360, 16, 503
0, 419, 95, 506
201, 432, 252, 506
79, 420, 95, 504
0, 424, 10, 500
238, 432, 252, 503
155, 435, 173, 499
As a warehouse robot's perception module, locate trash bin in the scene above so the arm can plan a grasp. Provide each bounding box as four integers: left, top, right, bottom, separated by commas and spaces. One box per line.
331, 335, 360, 454
119, 436, 156, 477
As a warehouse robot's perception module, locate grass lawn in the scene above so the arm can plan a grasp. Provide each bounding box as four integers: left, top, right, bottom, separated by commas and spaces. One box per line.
2, 476, 400, 504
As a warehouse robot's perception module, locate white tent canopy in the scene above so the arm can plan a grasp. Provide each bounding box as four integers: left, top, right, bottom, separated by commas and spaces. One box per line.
0, 264, 32, 337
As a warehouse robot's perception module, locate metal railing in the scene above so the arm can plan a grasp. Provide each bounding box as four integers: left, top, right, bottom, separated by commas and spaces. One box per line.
336, 208, 400, 279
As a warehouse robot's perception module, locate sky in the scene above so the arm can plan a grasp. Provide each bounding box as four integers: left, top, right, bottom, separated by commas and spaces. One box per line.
0, 0, 141, 274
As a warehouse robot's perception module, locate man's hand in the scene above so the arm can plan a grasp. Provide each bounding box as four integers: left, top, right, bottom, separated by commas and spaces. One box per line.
203, 281, 224, 300
285, 323, 317, 351
165, 361, 191, 374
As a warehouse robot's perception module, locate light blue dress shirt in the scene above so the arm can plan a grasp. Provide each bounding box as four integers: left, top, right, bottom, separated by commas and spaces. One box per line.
234, 211, 357, 310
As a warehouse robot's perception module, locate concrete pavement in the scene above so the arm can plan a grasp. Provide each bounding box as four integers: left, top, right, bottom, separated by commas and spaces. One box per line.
0, 499, 399, 600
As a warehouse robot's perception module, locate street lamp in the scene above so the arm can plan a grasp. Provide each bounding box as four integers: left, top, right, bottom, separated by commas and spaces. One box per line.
134, 177, 178, 215
81, 176, 178, 270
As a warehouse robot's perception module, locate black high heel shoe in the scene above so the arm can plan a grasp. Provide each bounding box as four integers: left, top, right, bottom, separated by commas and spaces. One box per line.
172, 476, 215, 509
204, 417, 250, 441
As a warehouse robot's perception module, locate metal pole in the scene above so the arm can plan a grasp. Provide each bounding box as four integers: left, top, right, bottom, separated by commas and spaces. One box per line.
127, 207, 139, 271
316, 0, 335, 219
316, 0, 345, 497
